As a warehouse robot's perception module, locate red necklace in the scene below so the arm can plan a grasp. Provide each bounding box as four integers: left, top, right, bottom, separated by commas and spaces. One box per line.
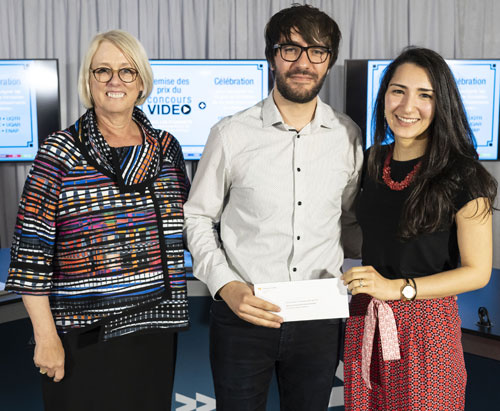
382, 148, 421, 191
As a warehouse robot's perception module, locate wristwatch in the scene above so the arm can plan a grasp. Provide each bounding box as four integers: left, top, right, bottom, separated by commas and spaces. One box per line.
401, 278, 417, 301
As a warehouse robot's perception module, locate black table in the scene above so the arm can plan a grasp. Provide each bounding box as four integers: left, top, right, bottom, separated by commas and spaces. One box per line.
458, 270, 500, 340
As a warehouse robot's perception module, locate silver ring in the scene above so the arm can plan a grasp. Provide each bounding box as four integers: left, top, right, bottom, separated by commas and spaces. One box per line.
359, 279, 364, 288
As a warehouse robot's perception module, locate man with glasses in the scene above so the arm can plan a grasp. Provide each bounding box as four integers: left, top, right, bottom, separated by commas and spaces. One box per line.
184, 4, 362, 410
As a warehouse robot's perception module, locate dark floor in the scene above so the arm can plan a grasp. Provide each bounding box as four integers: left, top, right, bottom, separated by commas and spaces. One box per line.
1, 316, 500, 410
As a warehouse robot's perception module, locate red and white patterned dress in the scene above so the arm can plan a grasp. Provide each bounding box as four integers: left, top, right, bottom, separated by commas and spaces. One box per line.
344, 294, 466, 410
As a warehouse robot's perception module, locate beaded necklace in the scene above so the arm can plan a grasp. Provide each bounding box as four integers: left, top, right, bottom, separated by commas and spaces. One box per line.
382, 147, 421, 191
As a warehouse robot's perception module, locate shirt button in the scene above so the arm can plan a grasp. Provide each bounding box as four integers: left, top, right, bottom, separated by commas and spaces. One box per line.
297, 236, 301, 240
297, 134, 300, 139
298, 201, 302, 206
292, 267, 297, 272
297, 167, 301, 172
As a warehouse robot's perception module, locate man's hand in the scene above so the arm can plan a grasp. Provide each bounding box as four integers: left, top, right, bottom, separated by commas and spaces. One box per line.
34, 333, 65, 382
218, 281, 283, 328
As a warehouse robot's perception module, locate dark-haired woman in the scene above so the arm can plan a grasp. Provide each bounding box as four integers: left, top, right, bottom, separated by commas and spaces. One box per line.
342, 47, 497, 410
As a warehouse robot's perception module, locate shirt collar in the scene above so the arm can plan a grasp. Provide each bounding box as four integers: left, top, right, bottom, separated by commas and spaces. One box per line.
262, 91, 284, 128
261, 89, 337, 131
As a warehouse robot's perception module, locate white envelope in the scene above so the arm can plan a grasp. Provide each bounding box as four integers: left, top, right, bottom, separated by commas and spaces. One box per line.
254, 278, 349, 322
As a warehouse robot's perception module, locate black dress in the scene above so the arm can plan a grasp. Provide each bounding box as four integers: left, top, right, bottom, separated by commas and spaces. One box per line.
344, 148, 468, 410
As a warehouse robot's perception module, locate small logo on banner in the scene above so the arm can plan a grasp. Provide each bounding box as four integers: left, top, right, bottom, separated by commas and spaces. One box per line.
175, 392, 216, 411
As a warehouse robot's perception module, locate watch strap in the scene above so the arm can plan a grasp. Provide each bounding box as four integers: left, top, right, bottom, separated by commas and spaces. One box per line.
409, 277, 417, 301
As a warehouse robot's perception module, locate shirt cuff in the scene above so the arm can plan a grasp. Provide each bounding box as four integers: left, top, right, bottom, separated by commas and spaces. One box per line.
204, 264, 243, 299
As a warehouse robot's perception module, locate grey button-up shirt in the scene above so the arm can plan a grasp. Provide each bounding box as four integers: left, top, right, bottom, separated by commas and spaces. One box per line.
184, 92, 363, 297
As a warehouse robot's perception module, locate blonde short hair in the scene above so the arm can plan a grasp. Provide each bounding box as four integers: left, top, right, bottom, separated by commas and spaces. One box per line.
78, 29, 153, 108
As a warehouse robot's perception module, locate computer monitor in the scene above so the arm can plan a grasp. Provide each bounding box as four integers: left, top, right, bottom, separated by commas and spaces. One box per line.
344, 59, 500, 160
141, 59, 270, 160
0, 59, 60, 162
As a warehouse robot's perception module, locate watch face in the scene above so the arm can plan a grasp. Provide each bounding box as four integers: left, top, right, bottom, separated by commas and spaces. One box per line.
402, 285, 416, 299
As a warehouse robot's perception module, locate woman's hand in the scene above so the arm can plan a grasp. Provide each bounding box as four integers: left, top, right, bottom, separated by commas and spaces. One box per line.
22, 295, 66, 382
34, 334, 65, 382
341, 266, 404, 301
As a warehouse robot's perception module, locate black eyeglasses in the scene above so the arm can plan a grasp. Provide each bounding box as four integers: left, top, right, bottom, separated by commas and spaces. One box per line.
273, 43, 331, 64
90, 67, 139, 83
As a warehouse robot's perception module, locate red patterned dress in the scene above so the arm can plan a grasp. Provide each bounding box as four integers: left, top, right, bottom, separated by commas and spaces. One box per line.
344, 150, 469, 410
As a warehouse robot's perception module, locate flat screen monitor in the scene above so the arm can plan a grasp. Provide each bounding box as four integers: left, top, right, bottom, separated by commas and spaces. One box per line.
0, 59, 60, 162
140, 59, 270, 160
345, 59, 500, 160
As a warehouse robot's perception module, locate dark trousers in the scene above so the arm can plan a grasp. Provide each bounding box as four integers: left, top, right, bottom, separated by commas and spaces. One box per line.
42, 330, 177, 411
209, 301, 341, 411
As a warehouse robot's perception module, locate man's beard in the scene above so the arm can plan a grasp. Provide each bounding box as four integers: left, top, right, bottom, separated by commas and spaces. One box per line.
274, 68, 327, 104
